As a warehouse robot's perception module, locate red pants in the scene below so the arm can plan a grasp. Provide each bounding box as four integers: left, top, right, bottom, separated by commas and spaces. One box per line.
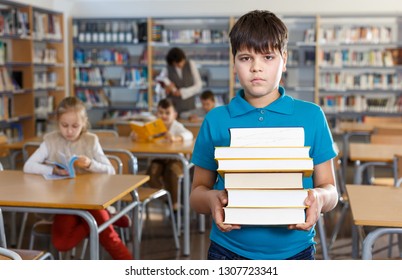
51, 210, 132, 260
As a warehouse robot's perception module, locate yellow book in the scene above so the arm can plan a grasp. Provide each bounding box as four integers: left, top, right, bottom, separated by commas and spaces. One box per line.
129, 118, 167, 142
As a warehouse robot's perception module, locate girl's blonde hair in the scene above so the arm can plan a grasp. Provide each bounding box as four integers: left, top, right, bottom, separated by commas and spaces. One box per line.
56, 96, 90, 133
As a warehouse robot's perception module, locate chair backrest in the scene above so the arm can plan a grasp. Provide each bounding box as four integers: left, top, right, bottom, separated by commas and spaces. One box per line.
114, 122, 131, 137
90, 129, 118, 138
105, 154, 123, 174
103, 148, 138, 175
22, 142, 41, 161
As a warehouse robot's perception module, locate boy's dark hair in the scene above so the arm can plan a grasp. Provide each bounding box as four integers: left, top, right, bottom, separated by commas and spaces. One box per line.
158, 98, 176, 111
229, 10, 288, 58
166, 47, 186, 65
200, 90, 215, 101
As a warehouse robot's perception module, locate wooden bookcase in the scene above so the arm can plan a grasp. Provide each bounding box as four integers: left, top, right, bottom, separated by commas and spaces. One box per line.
316, 15, 402, 123
0, 0, 65, 140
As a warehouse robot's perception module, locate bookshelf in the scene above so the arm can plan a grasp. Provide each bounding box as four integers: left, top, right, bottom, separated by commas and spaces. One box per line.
281, 15, 317, 103
32, 7, 65, 136
149, 17, 231, 110
316, 15, 402, 124
70, 17, 150, 124
0, 0, 65, 140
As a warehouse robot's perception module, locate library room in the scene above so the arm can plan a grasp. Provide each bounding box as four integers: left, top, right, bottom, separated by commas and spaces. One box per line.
1, 0, 402, 275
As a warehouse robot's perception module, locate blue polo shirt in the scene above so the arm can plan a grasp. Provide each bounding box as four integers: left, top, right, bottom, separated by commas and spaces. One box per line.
191, 86, 337, 259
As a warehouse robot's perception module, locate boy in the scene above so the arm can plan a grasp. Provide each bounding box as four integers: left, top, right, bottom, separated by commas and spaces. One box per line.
190, 10, 338, 260
180, 90, 217, 122
146, 99, 193, 210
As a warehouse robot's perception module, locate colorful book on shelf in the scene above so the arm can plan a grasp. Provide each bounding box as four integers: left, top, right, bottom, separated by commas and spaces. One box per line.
43, 153, 79, 180
223, 207, 306, 225
215, 146, 310, 159
129, 118, 167, 142
226, 189, 308, 208
224, 172, 303, 189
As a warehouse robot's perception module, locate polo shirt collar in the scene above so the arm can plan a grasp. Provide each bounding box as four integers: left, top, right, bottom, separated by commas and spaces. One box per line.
228, 86, 295, 117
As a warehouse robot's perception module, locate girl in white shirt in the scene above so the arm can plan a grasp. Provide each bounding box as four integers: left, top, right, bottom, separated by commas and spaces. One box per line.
23, 97, 133, 259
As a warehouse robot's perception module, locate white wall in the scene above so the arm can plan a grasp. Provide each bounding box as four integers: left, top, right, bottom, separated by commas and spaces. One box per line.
66, 0, 402, 17
13, 0, 402, 17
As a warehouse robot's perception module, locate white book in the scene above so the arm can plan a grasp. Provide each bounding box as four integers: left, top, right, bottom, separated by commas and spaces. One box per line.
223, 207, 306, 225
217, 158, 313, 177
226, 189, 308, 207
215, 146, 310, 159
224, 172, 303, 189
229, 127, 304, 147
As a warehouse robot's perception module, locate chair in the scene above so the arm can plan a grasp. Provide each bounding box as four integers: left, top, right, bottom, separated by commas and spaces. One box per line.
114, 122, 132, 137
369, 135, 402, 186
103, 148, 180, 249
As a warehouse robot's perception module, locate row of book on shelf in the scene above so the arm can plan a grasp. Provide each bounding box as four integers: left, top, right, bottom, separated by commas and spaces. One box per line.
319, 72, 401, 91
215, 127, 313, 225
318, 25, 393, 44
319, 94, 402, 113
72, 20, 147, 44
73, 67, 147, 88
319, 48, 400, 67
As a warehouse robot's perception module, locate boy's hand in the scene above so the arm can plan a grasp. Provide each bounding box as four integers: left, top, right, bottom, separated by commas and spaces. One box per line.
74, 155, 92, 169
208, 189, 241, 232
164, 132, 182, 143
288, 189, 320, 231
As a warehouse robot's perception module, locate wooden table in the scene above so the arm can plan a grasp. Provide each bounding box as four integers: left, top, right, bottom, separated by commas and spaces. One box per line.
3, 136, 196, 256
346, 184, 402, 259
99, 137, 196, 256
0, 170, 149, 259
348, 143, 402, 258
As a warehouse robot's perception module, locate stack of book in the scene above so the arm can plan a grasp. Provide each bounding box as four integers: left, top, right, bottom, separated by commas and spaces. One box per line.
214, 127, 313, 225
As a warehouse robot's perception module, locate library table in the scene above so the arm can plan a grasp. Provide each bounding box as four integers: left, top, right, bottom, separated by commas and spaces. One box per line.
98, 137, 196, 256
0, 170, 149, 259
346, 184, 402, 259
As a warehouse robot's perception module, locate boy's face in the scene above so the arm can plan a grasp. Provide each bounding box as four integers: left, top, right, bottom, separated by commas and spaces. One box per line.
233, 48, 287, 103
201, 98, 215, 113
156, 106, 177, 126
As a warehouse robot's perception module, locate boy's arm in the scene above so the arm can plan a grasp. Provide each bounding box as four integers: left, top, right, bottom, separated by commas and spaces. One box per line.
190, 166, 241, 232
289, 159, 338, 231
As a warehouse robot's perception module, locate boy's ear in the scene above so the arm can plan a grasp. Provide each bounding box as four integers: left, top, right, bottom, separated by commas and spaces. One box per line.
282, 50, 287, 72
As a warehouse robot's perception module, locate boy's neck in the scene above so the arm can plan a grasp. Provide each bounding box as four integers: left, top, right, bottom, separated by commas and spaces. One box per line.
244, 89, 280, 108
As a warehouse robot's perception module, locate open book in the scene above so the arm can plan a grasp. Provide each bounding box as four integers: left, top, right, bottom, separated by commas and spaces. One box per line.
129, 118, 167, 142
43, 153, 79, 180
